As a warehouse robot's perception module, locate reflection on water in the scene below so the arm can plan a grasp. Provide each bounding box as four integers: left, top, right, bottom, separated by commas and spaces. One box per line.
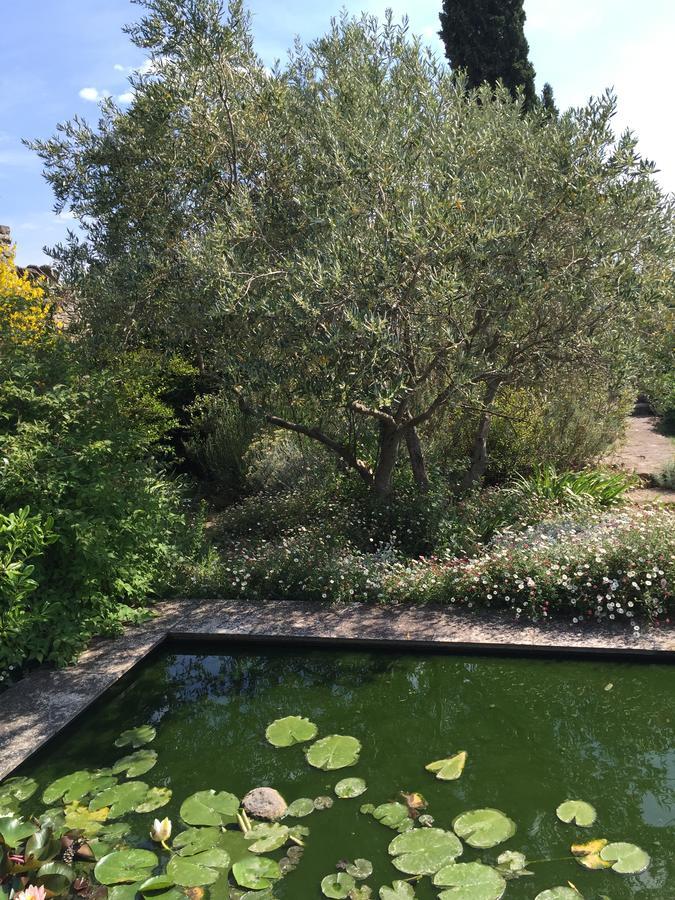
18, 644, 675, 898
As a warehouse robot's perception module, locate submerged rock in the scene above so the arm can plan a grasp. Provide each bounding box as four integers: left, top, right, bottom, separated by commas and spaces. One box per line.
242, 787, 287, 820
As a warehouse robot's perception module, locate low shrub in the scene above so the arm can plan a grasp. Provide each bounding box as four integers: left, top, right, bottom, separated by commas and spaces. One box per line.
654, 460, 675, 490
203, 506, 673, 628
508, 466, 638, 508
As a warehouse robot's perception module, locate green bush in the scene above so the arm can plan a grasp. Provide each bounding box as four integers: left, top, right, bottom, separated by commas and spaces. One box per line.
183, 391, 258, 498
0, 339, 196, 677
654, 460, 675, 490
433, 378, 634, 479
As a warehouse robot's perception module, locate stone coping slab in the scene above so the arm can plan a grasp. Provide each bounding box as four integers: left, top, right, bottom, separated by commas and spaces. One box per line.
1, 598, 673, 780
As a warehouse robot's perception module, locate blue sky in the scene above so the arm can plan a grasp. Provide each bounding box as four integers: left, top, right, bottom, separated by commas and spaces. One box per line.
2, 0, 674, 265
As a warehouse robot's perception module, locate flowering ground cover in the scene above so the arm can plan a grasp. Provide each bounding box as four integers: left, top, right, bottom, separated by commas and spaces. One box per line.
195, 492, 674, 630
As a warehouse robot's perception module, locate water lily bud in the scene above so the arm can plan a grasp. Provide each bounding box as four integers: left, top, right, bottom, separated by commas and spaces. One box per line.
150, 817, 172, 843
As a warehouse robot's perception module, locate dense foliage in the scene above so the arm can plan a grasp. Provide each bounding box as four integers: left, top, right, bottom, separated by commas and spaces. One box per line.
0, 334, 195, 681
32, 0, 674, 498
438, 0, 537, 109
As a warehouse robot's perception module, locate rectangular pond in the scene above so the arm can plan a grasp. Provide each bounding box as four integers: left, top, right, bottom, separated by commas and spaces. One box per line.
6, 641, 675, 898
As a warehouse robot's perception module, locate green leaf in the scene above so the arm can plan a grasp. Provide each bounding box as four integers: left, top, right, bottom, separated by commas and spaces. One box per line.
25, 826, 62, 862
136, 786, 172, 813
345, 858, 372, 879
0, 776, 38, 805
167, 848, 230, 886
306, 735, 361, 770
0, 816, 38, 846
452, 809, 516, 849
43, 770, 115, 805
89, 781, 149, 818
232, 857, 281, 890
534, 890, 582, 900
180, 790, 240, 826
285, 798, 315, 818
434, 862, 506, 899
372, 803, 413, 832
114, 725, 156, 749
425, 751, 467, 781
245, 823, 290, 853
265, 716, 317, 747
94, 849, 158, 885
321, 872, 356, 898
388, 828, 463, 875
174, 826, 227, 856
335, 778, 367, 799
36, 861, 75, 894
108, 882, 144, 900
138, 874, 175, 893
379, 882, 416, 900
599, 842, 650, 874
495, 850, 529, 874
112, 750, 158, 778
555, 800, 597, 828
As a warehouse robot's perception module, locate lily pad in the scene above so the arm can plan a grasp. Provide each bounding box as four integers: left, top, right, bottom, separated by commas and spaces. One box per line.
137, 786, 172, 813
452, 809, 516, 849
306, 735, 361, 770
285, 798, 315, 818
36, 861, 75, 895
245, 823, 290, 853
94, 849, 159, 885
108, 883, 144, 900
556, 800, 597, 828
388, 828, 463, 875
89, 781, 149, 818
599, 842, 650, 874
112, 749, 158, 778
138, 874, 175, 893
43, 770, 115, 805
64, 801, 110, 835
434, 862, 506, 899
314, 796, 334, 811
265, 716, 318, 747
167, 847, 231, 886
0, 816, 38, 846
346, 858, 373, 879
335, 778, 367, 799
232, 857, 281, 890
174, 826, 226, 856
321, 872, 356, 898
534, 890, 582, 900
572, 838, 611, 870
372, 802, 413, 832
114, 725, 157, 748
495, 850, 530, 875
0, 776, 38, 805
379, 883, 416, 900
425, 751, 467, 781
180, 790, 240, 826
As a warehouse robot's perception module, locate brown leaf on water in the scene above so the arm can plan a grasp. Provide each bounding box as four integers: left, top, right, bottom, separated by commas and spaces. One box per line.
572, 838, 612, 870
400, 791, 427, 818
186, 889, 205, 900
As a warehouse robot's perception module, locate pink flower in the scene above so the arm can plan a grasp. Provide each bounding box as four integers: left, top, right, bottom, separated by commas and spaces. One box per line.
15, 887, 47, 900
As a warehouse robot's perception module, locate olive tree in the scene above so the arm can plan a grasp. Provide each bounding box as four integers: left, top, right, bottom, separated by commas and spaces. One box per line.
33, 0, 674, 497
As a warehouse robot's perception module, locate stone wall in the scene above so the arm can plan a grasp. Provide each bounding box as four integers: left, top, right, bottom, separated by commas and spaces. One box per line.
0, 224, 56, 280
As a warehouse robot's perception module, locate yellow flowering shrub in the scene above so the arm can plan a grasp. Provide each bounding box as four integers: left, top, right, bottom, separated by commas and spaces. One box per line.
0, 245, 51, 342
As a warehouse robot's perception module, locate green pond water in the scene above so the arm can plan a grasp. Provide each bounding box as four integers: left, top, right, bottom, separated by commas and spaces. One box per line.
15, 641, 675, 898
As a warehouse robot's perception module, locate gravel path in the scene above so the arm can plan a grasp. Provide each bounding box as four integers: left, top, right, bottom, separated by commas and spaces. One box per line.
604, 411, 674, 504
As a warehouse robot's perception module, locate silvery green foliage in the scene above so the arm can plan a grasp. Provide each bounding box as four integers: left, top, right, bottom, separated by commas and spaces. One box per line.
32, 0, 675, 496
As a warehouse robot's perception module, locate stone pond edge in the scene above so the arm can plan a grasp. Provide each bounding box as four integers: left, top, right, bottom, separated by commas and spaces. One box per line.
1, 598, 674, 780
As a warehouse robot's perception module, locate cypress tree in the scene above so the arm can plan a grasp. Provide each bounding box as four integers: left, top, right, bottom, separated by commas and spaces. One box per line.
439, 0, 537, 111
541, 82, 559, 118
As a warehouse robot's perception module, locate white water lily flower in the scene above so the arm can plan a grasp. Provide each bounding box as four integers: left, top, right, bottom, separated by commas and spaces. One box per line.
150, 817, 172, 844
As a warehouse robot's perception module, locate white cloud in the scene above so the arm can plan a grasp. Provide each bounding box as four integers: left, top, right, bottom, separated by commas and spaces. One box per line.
526, 0, 609, 37
118, 91, 135, 104
114, 63, 126, 72
79, 86, 108, 102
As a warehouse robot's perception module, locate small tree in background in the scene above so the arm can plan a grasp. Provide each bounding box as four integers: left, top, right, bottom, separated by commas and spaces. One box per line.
439, 0, 537, 110
541, 82, 559, 118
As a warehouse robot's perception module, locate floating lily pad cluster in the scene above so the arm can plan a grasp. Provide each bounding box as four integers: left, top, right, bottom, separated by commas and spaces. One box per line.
0, 716, 653, 900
